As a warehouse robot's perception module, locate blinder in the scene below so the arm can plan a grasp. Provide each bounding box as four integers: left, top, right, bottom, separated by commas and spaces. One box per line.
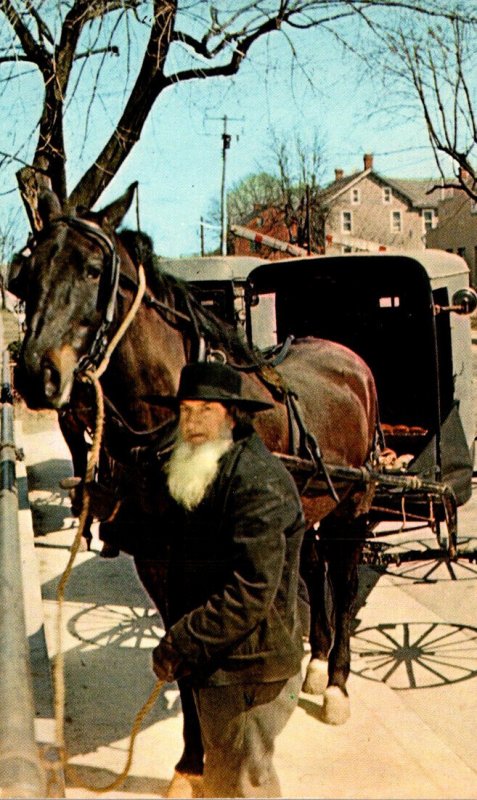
55, 216, 120, 325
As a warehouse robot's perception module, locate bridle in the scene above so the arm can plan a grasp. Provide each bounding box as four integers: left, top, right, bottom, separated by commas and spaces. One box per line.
53, 216, 123, 374
38, 215, 207, 373
21, 213, 271, 384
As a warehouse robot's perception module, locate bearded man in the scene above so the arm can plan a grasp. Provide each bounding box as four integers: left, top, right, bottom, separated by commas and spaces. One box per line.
136, 361, 308, 799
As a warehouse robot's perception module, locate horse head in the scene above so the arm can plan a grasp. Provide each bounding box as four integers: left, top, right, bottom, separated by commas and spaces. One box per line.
14, 183, 138, 409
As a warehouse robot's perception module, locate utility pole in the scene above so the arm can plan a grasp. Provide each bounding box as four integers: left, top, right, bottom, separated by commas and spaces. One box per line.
200, 216, 205, 256
206, 114, 244, 256
220, 115, 231, 256
306, 184, 311, 256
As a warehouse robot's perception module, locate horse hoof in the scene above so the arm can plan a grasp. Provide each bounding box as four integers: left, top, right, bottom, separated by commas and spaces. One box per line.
322, 686, 351, 725
302, 658, 328, 695
78, 536, 90, 553
99, 542, 120, 558
166, 771, 204, 798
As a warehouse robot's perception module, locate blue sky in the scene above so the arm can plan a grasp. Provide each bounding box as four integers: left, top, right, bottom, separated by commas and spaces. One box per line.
0, 9, 449, 259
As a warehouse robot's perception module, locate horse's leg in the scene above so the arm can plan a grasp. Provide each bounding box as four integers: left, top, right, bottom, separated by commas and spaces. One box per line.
316, 514, 367, 725
134, 559, 204, 797
58, 408, 93, 550
301, 527, 333, 696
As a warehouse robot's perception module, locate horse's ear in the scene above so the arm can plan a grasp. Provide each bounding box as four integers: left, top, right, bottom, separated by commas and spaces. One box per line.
97, 182, 138, 231
37, 189, 63, 226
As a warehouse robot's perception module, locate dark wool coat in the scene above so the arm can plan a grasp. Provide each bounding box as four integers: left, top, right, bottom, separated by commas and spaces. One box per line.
147, 430, 308, 687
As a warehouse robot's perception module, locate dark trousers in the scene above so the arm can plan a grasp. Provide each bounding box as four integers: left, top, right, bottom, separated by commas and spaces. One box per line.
192, 671, 303, 798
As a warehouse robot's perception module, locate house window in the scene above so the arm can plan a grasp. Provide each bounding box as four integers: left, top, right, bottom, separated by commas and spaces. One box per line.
383, 187, 392, 204
391, 211, 402, 233
351, 188, 360, 204
423, 209, 435, 231
457, 246, 466, 258
342, 211, 352, 233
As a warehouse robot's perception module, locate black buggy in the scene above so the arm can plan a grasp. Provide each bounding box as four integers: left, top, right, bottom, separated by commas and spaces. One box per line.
165, 250, 477, 564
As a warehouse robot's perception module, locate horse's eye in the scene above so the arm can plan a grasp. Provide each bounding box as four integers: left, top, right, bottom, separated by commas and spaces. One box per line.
86, 263, 101, 281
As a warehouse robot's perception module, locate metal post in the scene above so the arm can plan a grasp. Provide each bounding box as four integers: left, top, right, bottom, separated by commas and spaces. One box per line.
306, 184, 311, 256
220, 115, 231, 257
0, 350, 46, 798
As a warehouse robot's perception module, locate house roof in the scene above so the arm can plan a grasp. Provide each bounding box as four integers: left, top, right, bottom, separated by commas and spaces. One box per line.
318, 170, 442, 210
384, 177, 441, 209
317, 170, 365, 204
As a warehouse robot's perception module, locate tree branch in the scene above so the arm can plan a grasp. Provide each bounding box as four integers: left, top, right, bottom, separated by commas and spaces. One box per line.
0, 0, 50, 72
69, 0, 178, 209
166, 10, 285, 85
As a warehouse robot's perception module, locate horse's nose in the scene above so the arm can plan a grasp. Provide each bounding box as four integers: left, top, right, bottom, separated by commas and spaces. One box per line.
42, 360, 61, 401
42, 345, 77, 407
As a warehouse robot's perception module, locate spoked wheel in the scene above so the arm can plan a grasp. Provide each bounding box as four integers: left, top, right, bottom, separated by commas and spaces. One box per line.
68, 604, 164, 649
351, 621, 477, 688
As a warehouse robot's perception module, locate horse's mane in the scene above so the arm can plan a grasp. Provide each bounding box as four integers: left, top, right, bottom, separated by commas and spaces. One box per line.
118, 229, 265, 368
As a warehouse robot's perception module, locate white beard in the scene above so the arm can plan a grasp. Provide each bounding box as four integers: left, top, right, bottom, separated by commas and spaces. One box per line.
165, 435, 233, 510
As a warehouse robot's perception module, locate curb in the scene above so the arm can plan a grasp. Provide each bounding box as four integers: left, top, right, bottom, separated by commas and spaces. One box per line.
16, 418, 66, 798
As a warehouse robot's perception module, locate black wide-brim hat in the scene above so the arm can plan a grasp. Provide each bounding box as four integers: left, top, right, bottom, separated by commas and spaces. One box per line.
142, 361, 274, 412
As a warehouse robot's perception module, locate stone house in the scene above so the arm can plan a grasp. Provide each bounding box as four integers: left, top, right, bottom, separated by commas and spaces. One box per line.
231, 154, 442, 258
426, 188, 477, 286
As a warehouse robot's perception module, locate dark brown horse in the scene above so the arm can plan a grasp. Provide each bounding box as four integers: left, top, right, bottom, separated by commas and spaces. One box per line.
13, 185, 379, 788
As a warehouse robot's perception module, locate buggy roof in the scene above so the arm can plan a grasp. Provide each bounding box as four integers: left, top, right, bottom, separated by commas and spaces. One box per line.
156, 255, 267, 282
248, 249, 470, 289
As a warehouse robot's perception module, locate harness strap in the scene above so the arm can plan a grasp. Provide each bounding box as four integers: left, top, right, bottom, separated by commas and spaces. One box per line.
263, 335, 295, 367
285, 392, 300, 456
287, 392, 340, 503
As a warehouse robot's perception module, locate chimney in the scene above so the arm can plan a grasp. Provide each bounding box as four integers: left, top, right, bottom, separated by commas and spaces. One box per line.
335, 168, 344, 180
363, 153, 373, 171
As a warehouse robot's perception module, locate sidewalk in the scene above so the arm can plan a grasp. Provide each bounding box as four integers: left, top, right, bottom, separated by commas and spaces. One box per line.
18, 408, 477, 799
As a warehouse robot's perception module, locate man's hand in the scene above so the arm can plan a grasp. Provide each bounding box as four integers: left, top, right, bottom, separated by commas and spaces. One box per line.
152, 636, 191, 683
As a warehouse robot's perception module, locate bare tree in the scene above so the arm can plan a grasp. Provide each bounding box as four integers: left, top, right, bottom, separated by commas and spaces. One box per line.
365, 14, 477, 199
269, 128, 328, 250
0, 1, 475, 227
225, 129, 328, 252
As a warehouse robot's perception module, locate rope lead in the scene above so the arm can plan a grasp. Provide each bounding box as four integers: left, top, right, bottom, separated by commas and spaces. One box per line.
54, 265, 164, 793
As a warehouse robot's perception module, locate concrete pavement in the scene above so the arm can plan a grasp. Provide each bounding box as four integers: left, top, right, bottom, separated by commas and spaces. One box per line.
16, 406, 477, 799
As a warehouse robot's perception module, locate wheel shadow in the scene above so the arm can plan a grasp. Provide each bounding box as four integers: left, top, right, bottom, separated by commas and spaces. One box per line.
352, 563, 477, 690
39, 549, 185, 774
25, 457, 76, 534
